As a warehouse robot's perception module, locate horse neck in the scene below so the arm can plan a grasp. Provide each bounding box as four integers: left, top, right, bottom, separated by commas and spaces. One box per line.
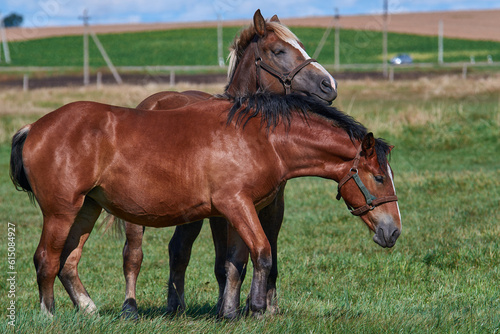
271, 115, 360, 183
225, 45, 259, 97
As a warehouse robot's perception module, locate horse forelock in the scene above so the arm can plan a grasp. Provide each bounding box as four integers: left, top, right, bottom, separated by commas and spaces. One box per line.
374, 138, 392, 174
266, 22, 300, 47
226, 21, 300, 84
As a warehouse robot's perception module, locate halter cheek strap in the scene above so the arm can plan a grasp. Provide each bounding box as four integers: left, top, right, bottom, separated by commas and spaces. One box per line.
254, 45, 317, 94
336, 149, 398, 216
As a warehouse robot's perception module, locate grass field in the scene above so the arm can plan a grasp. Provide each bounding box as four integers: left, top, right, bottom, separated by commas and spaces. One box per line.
0, 75, 499, 333
2, 27, 500, 68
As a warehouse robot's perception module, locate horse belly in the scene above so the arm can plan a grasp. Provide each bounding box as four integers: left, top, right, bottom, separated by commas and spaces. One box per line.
88, 186, 214, 227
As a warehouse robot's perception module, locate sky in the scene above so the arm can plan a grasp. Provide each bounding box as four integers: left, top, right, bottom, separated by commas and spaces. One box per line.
1, 0, 499, 28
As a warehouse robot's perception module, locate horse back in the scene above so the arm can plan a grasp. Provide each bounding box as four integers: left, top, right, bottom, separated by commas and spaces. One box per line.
137, 90, 212, 110
21, 100, 283, 226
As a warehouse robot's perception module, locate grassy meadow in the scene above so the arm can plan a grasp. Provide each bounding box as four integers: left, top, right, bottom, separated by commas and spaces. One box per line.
0, 75, 499, 333
2, 27, 500, 68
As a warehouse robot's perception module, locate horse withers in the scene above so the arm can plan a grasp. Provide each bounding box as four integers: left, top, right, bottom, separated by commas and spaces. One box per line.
10, 93, 400, 318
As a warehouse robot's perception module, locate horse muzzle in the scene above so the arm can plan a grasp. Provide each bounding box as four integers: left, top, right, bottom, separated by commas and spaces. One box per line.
319, 78, 337, 102
372, 218, 401, 248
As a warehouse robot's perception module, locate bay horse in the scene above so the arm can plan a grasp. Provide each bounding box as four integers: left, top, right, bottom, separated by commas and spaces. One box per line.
121, 10, 337, 317
10, 93, 401, 318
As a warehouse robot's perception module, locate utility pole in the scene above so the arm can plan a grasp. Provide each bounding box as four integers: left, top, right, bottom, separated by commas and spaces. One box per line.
78, 9, 122, 86
312, 8, 335, 60
382, 0, 388, 77
79, 9, 90, 86
438, 20, 443, 64
217, 13, 224, 66
334, 8, 340, 71
0, 12, 11, 63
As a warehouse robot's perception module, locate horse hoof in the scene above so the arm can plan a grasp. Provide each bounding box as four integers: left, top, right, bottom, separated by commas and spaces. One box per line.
266, 304, 280, 315
217, 311, 239, 321
165, 304, 185, 315
250, 310, 267, 319
121, 298, 139, 321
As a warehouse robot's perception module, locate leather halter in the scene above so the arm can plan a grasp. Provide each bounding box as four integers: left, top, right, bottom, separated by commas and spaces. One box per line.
336, 148, 398, 216
254, 42, 317, 94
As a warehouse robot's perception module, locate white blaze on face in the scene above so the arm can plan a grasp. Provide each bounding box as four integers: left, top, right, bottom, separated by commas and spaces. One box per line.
387, 163, 402, 228
286, 38, 337, 93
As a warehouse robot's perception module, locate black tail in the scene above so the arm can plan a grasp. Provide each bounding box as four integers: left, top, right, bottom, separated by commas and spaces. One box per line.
10, 126, 35, 203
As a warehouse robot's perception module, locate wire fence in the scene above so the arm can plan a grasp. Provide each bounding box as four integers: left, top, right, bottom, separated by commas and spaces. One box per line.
0, 61, 499, 90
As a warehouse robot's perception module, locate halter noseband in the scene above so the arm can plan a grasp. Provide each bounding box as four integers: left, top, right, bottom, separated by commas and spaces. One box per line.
254, 42, 317, 94
336, 148, 398, 216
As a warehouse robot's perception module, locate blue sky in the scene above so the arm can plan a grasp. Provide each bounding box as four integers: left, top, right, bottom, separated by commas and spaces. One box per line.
2, 0, 499, 28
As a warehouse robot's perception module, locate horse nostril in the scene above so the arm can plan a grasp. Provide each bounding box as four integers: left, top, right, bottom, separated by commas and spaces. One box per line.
373, 223, 400, 248
320, 79, 337, 101
321, 79, 332, 93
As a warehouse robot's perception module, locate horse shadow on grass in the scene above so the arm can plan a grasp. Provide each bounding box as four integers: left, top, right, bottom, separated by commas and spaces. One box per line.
100, 302, 219, 321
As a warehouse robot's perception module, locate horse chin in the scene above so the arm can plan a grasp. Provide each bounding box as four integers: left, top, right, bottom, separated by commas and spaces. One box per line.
310, 92, 334, 105
373, 234, 391, 248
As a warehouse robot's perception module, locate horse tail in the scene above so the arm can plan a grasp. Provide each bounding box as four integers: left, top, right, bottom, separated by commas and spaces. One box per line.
10, 125, 35, 203
98, 213, 126, 238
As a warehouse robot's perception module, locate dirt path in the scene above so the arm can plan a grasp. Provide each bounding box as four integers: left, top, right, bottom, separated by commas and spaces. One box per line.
5, 10, 500, 42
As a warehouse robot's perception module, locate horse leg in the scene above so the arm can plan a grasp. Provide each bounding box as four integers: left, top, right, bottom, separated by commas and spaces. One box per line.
216, 196, 272, 319
208, 217, 229, 314
260, 186, 285, 315
166, 220, 203, 314
57, 198, 102, 314
219, 225, 248, 319
33, 195, 89, 316
121, 222, 145, 319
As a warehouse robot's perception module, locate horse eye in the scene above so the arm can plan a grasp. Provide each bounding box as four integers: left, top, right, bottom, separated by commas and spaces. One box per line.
273, 49, 285, 56
374, 175, 384, 184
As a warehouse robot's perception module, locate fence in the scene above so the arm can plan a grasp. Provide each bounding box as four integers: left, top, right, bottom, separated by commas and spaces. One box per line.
0, 61, 499, 90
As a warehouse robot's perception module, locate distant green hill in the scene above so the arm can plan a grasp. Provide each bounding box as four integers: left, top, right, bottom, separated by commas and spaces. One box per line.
2, 27, 499, 67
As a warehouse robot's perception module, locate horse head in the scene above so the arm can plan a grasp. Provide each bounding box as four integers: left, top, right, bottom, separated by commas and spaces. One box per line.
226, 9, 337, 103
337, 133, 401, 248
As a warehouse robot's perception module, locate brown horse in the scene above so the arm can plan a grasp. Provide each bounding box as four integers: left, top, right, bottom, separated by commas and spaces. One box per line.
10, 93, 401, 318
121, 10, 337, 317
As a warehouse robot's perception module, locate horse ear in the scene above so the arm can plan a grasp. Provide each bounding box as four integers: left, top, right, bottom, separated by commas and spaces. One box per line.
362, 132, 376, 157
270, 15, 281, 23
389, 145, 395, 153
253, 9, 267, 37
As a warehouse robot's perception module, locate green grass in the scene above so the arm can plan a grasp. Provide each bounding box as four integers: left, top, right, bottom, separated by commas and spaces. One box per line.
1, 27, 500, 68
0, 78, 499, 332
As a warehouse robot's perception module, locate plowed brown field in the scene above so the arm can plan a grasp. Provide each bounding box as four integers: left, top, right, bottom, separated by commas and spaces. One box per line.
5, 9, 500, 42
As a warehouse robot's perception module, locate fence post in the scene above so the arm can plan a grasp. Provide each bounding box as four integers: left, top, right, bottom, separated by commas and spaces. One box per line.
462, 64, 467, 79
23, 74, 29, 91
170, 70, 175, 87
389, 67, 394, 82
96, 71, 102, 89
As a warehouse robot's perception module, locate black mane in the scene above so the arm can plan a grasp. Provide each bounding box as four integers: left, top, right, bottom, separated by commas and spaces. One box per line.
228, 93, 366, 139
227, 93, 392, 169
